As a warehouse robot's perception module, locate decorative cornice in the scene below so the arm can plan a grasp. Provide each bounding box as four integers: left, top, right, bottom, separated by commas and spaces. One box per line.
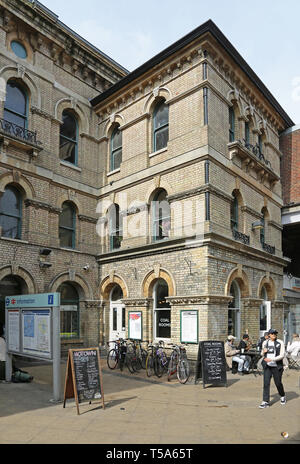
166, 295, 232, 305
167, 183, 232, 203
24, 198, 61, 214
122, 298, 153, 307
78, 214, 98, 224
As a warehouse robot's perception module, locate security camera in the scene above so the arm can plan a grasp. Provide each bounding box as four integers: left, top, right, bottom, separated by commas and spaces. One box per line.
83, 264, 90, 271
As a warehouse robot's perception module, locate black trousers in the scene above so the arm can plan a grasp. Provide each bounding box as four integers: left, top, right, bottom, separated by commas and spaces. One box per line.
263, 365, 285, 402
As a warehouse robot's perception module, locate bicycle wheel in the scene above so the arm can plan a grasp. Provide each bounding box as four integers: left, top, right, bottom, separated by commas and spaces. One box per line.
167, 353, 178, 381
177, 358, 190, 384
140, 349, 147, 369
125, 353, 136, 373
146, 354, 154, 377
107, 349, 118, 369
154, 355, 164, 378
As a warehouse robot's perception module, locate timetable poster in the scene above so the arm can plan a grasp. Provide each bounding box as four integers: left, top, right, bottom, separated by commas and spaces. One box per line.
7, 309, 20, 353
22, 309, 51, 358
181, 310, 198, 344
128, 312, 142, 340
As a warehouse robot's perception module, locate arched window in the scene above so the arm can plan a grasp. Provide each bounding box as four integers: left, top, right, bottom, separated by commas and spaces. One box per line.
0, 185, 22, 239
108, 204, 122, 251
152, 189, 171, 242
59, 110, 78, 165
58, 282, 79, 339
4, 81, 27, 128
260, 208, 266, 245
59, 202, 76, 249
230, 191, 239, 231
153, 278, 171, 339
110, 126, 122, 171
153, 100, 169, 151
228, 280, 241, 338
229, 106, 235, 142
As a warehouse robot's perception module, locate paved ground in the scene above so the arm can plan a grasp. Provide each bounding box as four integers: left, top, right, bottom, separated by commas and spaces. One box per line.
0, 357, 299, 445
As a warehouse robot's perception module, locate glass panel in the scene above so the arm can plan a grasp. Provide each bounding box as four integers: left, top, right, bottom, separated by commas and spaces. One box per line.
156, 310, 171, 338
245, 122, 250, 145
0, 187, 20, 216
229, 107, 235, 142
0, 214, 19, 238
60, 112, 77, 140
59, 136, 76, 163
122, 307, 126, 331
112, 148, 122, 170
11, 41, 27, 59
154, 126, 168, 151
228, 309, 238, 337
5, 83, 26, 116
60, 310, 79, 338
112, 129, 122, 150
60, 203, 74, 229
154, 103, 168, 129
111, 285, 123, 301
260, 304, 267, 331
59, 283, 78, 301
156, 280, 170, 308
3, 110, 26, 128
59, 227, 73, 248
113, 307, 117, 331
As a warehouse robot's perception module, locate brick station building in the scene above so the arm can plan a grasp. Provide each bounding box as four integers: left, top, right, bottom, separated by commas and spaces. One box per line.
0, 0, 295, 357
91, 21, 294, 355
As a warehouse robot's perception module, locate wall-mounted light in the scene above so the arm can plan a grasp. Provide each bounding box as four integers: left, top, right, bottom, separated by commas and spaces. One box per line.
39, 262, 52, 269
39, 248, 52, 256
252, 220, 263, 231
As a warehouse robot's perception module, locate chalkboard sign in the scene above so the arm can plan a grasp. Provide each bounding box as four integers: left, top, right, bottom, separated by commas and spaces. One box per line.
194, 341, 227, 388
63, 348, 105, 415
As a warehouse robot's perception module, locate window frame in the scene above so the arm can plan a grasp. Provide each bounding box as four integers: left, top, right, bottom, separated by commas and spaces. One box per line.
59, 110, 79, 166
152, 190, 171, 242
0, 185, 22, 239
230, 193, 239, 231
4, 81, 28, 129
153, 100, 169, 152
110, 126, 122, 172
229, 106, 235, 142
59, 201, 76, 249
108, 204, 123, 251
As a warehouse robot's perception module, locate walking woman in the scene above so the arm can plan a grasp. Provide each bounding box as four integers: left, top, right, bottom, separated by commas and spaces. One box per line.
259, 329, 286, 408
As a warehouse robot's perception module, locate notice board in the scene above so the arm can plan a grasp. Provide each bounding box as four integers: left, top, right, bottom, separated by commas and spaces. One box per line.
63, 348, 105, 414
194, 341, 227, 388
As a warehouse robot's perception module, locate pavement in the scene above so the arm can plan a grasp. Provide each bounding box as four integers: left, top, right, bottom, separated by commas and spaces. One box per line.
0, 356, 299, 445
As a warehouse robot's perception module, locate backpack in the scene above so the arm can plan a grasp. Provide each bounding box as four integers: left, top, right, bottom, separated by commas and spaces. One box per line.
11, 369, 33, 383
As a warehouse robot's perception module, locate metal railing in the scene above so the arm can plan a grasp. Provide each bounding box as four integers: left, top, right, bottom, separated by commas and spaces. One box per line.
0, 118, 40, 145
232, 228, 250, 245
262, 242, 275, 254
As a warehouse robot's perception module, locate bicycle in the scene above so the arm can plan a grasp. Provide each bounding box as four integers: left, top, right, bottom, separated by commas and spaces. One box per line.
126, 339, 147, 372
167, 344, 190, 384
106, 338, 127, 371
146, 341, 168, 378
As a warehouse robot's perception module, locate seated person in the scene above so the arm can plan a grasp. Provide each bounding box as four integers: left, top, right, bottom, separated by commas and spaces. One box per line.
237, 334, 251, 373
257, 332, 269, 351
225, 335, 244, 375
286, 334, 300, 362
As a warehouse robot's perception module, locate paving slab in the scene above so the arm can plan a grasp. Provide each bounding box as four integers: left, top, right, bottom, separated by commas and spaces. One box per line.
0, 359, 299, 445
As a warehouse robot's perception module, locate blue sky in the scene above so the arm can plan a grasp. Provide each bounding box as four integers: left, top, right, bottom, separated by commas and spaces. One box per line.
41, 0, 300, 124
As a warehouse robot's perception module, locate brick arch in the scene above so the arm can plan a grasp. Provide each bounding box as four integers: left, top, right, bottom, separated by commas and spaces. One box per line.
54, 98, 89, 134
0, 66, 41, 108
48, 272, 93, 300
142, 268, 176, 298
257, 275, 276, 300
0, 265, 36, 294
143, 86, 172, 114
225, 267, 250, 298
0, 171, 35, 199
99, 274, 128, 301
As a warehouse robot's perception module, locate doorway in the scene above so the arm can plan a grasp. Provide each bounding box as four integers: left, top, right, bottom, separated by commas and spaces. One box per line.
109, 285, 125, 341
153, 278, 171, 341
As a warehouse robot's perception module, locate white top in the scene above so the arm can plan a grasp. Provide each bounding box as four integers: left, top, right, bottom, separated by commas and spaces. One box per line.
287, 340, 300, 357
266, 340, 277, 367
0, 337, 6, 362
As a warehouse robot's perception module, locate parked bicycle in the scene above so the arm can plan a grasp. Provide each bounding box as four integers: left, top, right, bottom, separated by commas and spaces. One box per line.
126, 339, 148, 372
106, 338, 127, 371
146, 341, 168, 378
167, 343, 190, 384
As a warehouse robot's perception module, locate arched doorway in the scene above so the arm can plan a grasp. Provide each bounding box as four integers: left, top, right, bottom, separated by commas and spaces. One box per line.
109, 284, 125, 341
0, 275, 28, 331
153, 278, 171, 340
58, 282, 80, 339
228, 280, 241, 338
259, 285, 271, 338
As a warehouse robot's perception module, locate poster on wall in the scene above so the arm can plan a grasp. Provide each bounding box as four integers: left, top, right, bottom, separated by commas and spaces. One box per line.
22, 309, 52, 358
180, 310, 198, 344
7, 309, 20, 353
128, 311, 142, 340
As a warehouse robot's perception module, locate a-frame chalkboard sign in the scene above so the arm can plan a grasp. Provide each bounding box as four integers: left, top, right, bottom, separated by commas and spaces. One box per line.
194, 340, 227, 388
63, 348, 105, 415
